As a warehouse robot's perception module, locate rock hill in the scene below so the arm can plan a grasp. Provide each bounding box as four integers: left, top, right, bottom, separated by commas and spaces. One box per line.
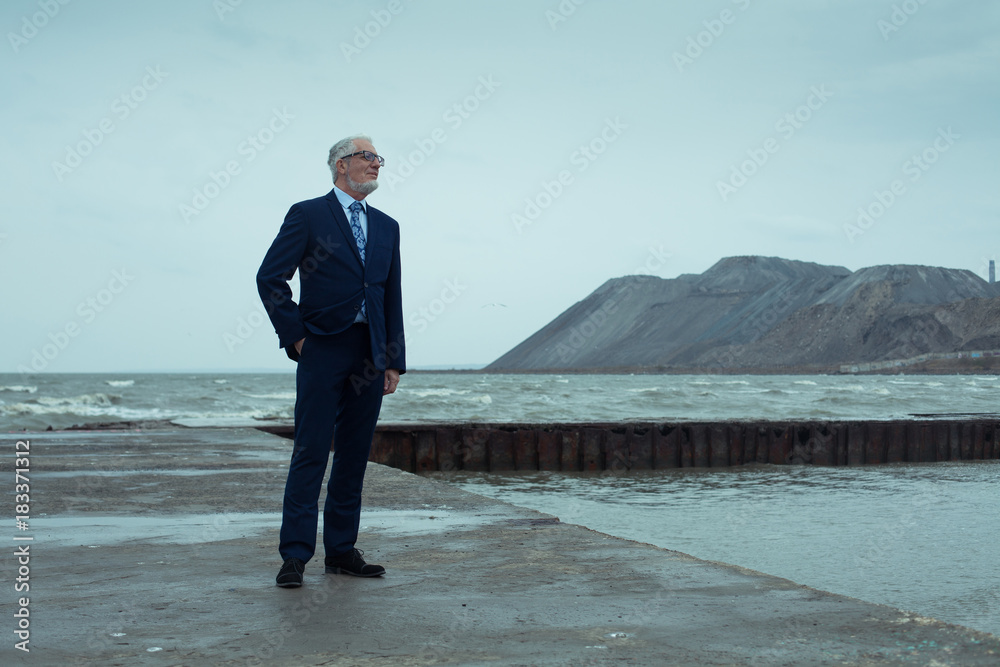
487, 256, 1000, 372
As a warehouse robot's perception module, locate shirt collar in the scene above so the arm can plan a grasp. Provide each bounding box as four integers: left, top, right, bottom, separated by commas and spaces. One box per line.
333, 185, 367, 212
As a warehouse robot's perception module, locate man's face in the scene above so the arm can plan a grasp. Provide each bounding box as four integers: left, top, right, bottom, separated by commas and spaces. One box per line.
341, 139, 380, 196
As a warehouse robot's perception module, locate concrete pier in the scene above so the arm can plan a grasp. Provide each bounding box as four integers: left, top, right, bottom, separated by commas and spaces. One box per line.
5, 426, 1000, 665
259, 419, 1000, 473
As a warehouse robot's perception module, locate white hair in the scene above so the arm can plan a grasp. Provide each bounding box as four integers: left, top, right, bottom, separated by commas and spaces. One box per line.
327, 134, 374, 183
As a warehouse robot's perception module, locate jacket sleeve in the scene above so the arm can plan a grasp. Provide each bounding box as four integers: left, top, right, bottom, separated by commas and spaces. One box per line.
256, 204, 309, 350
384, 223, 406, 373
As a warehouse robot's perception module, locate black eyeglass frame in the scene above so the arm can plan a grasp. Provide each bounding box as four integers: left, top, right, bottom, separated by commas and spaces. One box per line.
342, 150, 385, 166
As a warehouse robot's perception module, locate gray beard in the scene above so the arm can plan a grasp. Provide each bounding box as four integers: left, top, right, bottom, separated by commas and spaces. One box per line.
347, 173, 379, 195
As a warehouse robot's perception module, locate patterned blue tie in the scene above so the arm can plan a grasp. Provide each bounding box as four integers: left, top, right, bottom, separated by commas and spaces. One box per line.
348, 201, 367, 320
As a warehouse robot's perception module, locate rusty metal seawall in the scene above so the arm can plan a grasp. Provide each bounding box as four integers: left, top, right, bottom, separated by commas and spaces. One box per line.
260, 420, 1000, 473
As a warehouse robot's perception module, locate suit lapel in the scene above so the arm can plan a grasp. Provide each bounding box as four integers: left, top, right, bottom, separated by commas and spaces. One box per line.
324, 189, 364, 267
365, 206, 381, 258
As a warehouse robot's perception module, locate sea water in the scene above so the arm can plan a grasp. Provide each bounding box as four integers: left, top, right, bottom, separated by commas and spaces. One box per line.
2, 372, 998, 637
3, 372, 998, 431
448, 462, 1000, 638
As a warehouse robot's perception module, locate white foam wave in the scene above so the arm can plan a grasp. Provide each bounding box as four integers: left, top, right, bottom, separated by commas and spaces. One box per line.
1, 393, 139, 419
105, 380, 135, 387
793, 380, 818, 386
410, 388, 472, 399
0, 385, 37, 394
0, 398, 292, 422
245, 392, 297, 400
178, 408, 293, 421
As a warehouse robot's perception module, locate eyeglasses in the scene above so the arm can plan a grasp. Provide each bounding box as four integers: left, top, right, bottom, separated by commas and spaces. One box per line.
342, 150, 385, 166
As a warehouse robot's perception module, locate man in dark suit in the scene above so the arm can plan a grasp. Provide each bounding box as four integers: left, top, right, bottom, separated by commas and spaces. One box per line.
256, 134, 405, 587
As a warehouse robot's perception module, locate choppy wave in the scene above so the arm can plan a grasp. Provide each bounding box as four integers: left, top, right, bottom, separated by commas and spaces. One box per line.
409, 388, 472, 398
5, 372, 1000, 431
0, 393, 120, 416
0, 385, 37, 394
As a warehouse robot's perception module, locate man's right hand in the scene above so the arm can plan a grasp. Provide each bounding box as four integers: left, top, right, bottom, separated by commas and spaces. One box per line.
294, 338, 305, 355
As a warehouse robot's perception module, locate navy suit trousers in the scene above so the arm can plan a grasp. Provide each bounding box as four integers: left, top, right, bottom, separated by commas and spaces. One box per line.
279, 324, 384, 562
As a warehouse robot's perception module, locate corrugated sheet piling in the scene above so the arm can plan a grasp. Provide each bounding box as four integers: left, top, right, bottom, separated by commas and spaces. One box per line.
257, 420, 1000, 473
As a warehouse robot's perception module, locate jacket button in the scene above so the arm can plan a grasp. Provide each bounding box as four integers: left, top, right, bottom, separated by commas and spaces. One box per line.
354, 305, 360, 311
364, 282, 368, 287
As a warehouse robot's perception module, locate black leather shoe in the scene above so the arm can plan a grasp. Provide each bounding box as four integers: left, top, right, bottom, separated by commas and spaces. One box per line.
276, 558, 305, 587
325, 548, 385, 577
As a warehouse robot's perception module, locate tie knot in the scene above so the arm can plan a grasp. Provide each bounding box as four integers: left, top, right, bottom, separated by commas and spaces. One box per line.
350, 202, 363, 214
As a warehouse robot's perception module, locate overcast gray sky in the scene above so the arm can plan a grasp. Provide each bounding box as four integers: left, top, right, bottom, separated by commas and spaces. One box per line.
3, 0, 998, 372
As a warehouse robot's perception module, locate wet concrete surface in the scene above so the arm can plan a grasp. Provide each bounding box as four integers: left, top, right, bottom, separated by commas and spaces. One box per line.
2, 427, 999, 666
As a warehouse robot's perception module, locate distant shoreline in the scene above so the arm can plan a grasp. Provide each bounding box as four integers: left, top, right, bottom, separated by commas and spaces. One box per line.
442, 356, 1000, 376
4, 356, 999, 376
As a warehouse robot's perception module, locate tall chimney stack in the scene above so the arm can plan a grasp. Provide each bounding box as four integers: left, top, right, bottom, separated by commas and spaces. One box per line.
991, 260, 996, 284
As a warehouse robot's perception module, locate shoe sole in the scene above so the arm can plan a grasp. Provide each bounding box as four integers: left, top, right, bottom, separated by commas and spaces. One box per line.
276, 580, 303, 587
324, 567, 385, 578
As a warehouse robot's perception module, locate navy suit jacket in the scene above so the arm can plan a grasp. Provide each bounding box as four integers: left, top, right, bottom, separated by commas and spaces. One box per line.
256, 188, 405, 372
